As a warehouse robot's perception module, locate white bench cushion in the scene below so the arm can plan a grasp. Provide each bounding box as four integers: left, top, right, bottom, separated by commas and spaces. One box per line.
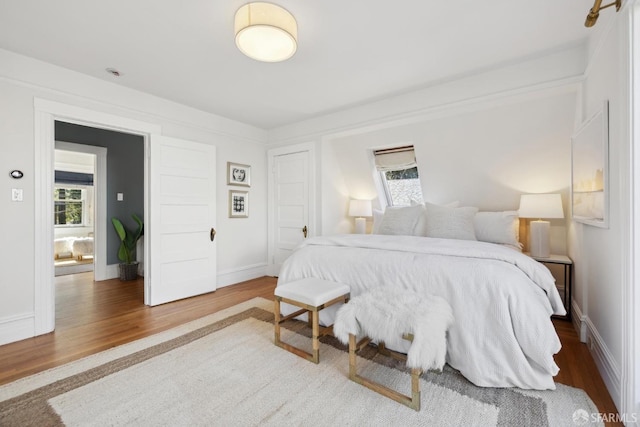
275, 278, 350, 307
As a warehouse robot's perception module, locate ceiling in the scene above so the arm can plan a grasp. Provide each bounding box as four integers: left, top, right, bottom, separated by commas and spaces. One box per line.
0, 1, 599, 129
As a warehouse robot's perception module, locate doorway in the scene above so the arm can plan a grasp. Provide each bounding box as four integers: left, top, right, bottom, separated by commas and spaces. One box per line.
54, 122, 145, 282
34, 99, 218, 338
33, 99, 160, 336
53, 142, 106, 278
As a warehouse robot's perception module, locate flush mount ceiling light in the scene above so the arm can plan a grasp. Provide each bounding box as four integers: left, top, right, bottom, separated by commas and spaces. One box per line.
234, 2, 297, 62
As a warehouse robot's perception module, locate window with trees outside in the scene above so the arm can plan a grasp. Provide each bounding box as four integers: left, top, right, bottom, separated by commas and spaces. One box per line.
54, 187, 86, 225
374, 146, 424, 206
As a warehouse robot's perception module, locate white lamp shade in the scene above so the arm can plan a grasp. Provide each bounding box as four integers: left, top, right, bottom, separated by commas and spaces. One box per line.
348, 199, 373, 217
234, 2, 297, 62
518, 194, 564, 219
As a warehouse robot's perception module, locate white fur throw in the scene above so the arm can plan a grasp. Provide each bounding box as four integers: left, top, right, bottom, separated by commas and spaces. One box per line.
333, 288, 454, 371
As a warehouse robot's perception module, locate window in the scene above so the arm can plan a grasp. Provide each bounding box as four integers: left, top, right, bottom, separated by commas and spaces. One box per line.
54, 170, 94, 227
54, 187, 86, 225
374, 146, 424, 206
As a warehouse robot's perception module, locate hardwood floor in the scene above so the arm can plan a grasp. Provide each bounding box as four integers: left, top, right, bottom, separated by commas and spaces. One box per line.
0, 272, 621, 426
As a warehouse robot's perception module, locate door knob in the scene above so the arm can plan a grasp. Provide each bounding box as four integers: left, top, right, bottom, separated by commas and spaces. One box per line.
210, 227, 216, 242
302, 225, 308, 238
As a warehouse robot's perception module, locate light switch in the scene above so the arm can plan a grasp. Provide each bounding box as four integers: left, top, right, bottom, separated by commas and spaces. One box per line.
117, 193, 124, 201
12, 188, 23, 202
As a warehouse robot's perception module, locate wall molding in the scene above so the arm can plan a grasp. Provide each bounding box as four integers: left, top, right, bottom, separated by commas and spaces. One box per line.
268, 74, 583, 147
217, 263, 268, 288
0, 313, 35, 346
624, 2, 640, 422
572, 299, 589, 343
0, 49, 266, 145
585, 315, 622, 409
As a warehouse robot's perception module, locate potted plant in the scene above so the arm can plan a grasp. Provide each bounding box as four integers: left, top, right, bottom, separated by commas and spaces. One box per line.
111, 213, 143, 281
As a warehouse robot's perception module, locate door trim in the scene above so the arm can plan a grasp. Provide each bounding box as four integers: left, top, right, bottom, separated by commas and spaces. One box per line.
34, 98, 161, 335
267, 142, 316, 276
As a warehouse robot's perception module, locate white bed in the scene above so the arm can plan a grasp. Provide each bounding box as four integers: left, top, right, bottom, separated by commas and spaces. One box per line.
277, 234, 566, 390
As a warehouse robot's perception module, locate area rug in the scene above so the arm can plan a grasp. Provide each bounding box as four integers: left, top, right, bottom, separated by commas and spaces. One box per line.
0, 297, 603, 426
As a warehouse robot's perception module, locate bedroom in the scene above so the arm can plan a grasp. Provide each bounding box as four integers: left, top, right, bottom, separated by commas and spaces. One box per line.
0, 0, 638, 424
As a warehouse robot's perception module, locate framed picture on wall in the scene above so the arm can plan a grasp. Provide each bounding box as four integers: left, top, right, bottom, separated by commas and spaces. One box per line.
571, 100, 609, 228
229, 190, 249, 218
227, 162, 251, 187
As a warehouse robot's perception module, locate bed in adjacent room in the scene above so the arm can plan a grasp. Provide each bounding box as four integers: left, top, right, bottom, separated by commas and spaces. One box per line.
276, 204, 566, 390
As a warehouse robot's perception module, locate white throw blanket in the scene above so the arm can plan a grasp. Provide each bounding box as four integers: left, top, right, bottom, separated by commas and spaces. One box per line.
277, 234, 564, 390
333, 288, 454, 371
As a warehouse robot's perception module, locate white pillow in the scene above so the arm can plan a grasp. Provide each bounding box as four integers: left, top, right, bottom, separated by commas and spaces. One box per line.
474, 211, 522, 248
423, 204, 479, 240
412, 200, 460, 236
377, 205, 425, 236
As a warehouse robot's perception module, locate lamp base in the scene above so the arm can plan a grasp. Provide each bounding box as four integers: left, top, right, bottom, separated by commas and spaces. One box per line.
529, 220, 551, 258
354, 217, 366, 234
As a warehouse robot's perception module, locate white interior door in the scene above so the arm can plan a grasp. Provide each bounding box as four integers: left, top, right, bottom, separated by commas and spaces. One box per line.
272, 150, 310, 273
149, 135, 216, 306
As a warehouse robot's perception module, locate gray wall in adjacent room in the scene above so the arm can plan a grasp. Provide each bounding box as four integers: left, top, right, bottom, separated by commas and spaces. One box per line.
55, 121, 144, 265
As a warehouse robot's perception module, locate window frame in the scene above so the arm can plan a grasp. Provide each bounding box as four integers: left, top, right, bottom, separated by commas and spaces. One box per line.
53, 185, 88, 227
372, 146, 423, 207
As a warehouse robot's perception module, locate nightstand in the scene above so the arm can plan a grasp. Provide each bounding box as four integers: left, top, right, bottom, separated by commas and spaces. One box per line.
527, 253, 573, 321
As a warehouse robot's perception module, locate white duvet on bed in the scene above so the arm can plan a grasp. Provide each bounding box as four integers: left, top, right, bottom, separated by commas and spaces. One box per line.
277, 234, 565, 390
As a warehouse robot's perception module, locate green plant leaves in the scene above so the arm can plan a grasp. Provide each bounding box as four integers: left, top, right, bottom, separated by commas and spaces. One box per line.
111, 214, 143, 264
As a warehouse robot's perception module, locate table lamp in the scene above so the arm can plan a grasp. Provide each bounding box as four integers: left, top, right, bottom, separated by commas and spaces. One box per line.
348, 199, 372, 234
518, 194, 564, 258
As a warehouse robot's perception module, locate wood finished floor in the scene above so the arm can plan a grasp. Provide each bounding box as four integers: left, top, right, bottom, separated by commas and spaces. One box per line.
0, 272, 621, 426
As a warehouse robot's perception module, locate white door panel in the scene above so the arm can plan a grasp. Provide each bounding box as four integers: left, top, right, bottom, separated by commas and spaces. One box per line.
273, 151, 309, 269
149, 135, 216, 306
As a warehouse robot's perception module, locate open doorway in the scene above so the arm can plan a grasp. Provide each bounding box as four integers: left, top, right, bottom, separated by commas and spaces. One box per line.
53, 146, 98, 277
53, 121, 145, 284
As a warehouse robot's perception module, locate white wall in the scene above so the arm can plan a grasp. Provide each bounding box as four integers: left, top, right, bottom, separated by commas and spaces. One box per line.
0, 48, 269, 345
326, 90, 576, 252
568, 4, 634, 416
271, 46, 585, 248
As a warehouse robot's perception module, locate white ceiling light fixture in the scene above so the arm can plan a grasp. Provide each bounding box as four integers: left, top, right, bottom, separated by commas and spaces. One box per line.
234, 2, 297, 62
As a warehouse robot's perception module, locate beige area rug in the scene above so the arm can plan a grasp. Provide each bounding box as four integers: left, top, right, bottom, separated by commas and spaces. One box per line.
0, 298, 603, 426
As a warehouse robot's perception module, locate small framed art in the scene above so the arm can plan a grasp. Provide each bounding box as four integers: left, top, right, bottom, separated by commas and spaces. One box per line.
227, 162, 250, 187
229, 190, 249, 218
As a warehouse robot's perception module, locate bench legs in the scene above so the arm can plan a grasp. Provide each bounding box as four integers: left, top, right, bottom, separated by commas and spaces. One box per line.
348, 333, 422, 411
274, 294, 349, 364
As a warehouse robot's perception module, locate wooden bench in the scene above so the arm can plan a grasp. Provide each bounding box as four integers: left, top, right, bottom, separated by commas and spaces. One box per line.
333, 288, 454, 411
274, 278, 350, 364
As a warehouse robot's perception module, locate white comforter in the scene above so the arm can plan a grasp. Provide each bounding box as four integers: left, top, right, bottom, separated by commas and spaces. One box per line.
277, 234, 565, 390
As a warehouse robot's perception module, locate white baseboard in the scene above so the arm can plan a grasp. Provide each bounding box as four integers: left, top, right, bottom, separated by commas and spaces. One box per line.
571, 300, 588, 343
217, 263, 268, 288
105, 264, 119, 280
584, 316, 622, 412
106, 262, 263, 288
571, 300, 623, 413
0, 313, 35, 346
103, 264, 145, 281
55, 263, 94, 276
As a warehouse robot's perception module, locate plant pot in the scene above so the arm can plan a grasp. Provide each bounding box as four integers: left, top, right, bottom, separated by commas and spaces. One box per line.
118, 262, 139, 281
